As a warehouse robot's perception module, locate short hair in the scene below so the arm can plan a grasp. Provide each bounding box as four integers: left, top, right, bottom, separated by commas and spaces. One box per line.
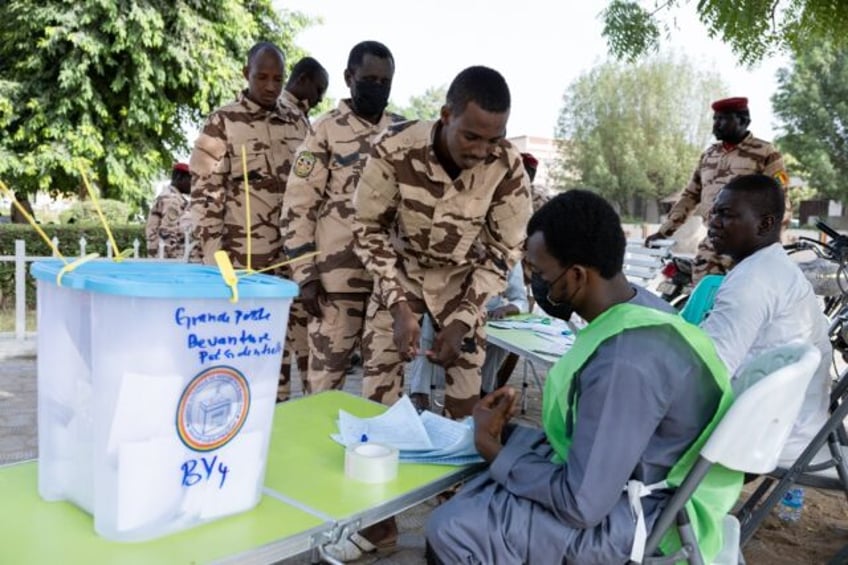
347, 41, 394, 71
722, 173, 785, 220
289, 56, 327, 83
526, 190, 625, 279
246, 41, 285, 67
446, 66, 510, 115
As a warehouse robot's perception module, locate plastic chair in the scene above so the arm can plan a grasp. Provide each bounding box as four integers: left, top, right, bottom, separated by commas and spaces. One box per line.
680, 275, 725, 325
641, 342, 821, 564
736, 363, 848, 547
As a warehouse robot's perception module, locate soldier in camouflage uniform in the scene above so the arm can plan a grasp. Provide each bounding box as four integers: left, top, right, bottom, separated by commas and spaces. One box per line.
281, 56, 329, 129
282, 41, 403, 396
145, 163, 190, 259
645, 97, 790, 282
276, 56, 328, 402
353, 66, 533, 419
186, 42, 310, 402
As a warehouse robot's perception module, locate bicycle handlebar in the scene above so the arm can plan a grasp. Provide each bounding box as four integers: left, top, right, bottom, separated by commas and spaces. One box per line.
816, 220, 843, 242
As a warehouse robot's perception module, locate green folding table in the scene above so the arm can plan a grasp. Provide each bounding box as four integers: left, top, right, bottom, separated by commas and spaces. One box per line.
0, 460, 328, 564
486, 316, 573, 412
0, 391, 483, 564
263, 390, 485, 560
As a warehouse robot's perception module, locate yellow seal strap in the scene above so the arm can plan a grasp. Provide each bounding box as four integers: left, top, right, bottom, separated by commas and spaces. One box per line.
214, 249, 321, 301
56, 253, 100, 286
214, 250, 239, 303
78, 164, 126, 262
0, 180, 68, 265
242, 251, 320, 277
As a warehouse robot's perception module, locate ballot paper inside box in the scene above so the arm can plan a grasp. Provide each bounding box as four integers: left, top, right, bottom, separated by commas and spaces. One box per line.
31, 260, 298, 542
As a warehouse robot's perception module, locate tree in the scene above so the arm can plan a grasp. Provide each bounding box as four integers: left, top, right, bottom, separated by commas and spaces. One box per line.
772, 43, 848, 200
0, 1, 310, 211
602, 0, 848, 65
388, 85, 446, 121
553, 55, 726, 215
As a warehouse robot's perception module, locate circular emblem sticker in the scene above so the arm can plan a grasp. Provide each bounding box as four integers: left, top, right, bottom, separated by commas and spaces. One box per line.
176, 366, 250, 452
293, 150, 316, 178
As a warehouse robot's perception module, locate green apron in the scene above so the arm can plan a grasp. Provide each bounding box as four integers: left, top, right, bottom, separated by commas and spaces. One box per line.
541, 303, 743, 563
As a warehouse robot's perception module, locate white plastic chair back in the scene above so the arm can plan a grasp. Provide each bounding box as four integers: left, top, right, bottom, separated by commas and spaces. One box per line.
702, 342, 821, 474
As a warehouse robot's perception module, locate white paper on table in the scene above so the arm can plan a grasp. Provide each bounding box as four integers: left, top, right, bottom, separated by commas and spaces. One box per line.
489, 319, 572, 337
417, 412, 475, 454
116, 436, 185, 532
107, 372, 184, 455
336, 396, 432, 450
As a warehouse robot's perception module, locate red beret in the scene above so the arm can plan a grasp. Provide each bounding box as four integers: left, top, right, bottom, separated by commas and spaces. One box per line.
521, 152, 539, 169
711, 97, 748, 113
172, 162, 190, 173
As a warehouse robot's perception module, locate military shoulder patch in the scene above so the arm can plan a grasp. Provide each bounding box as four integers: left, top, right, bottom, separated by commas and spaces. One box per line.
294, 151, 316, 178
774, 170, 790, 188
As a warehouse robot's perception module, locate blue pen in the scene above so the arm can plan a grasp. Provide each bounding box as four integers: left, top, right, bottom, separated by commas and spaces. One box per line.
360, 433, 368, 443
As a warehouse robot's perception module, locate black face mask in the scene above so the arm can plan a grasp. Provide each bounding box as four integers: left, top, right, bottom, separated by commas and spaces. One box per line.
531, 271, 575, 322
352, 80, 390, 117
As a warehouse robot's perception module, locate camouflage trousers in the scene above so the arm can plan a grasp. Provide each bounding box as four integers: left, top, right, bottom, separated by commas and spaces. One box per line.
692, 235, 735, 284
304, 293, 368, 393
277, 298, 309, 402
362, 296, 483, 419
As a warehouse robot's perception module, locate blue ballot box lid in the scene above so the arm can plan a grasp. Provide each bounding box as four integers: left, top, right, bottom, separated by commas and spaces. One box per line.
31, 259, 299, 299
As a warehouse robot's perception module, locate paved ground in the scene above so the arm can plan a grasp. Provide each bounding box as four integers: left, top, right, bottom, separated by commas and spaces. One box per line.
0, 337, 544, 564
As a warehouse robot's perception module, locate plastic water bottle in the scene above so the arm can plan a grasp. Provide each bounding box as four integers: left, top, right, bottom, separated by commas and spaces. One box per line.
777, 487, 805, 523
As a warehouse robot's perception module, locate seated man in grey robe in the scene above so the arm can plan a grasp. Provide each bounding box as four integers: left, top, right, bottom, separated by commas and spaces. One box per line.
425, 190, 742, 564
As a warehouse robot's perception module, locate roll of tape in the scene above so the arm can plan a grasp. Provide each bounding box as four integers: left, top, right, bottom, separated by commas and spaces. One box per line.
344, 442, 399, 483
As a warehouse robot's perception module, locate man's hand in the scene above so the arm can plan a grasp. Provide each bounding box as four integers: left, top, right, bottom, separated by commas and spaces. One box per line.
644, 232, 667, 248
391, 302, 420, 361
427, 320, 471, 368
488, 304, 519, 321
300, 280, 327, 318
473, 387, 518, 462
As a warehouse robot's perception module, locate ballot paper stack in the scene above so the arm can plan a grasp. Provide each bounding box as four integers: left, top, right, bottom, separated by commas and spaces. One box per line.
31, 260, 298, 541
333, 396, 484, 466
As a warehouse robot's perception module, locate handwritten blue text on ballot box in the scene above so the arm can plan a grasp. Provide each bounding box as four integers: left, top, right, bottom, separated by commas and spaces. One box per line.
31, 261, 298, 542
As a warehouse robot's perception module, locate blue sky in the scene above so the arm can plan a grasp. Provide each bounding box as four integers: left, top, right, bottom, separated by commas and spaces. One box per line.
276, 0, 788, 141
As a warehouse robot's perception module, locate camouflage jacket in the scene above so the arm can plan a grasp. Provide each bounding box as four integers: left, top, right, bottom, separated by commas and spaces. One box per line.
187, 90, 308, 269
145, 184, 189, 258
660, 133, 790, 236
352, 120, 533, 331
282, 99, 405, 293
280, 90, 312, 135
530, 183, 553, 212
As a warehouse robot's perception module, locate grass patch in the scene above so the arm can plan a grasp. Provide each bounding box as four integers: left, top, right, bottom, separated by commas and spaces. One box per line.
0, 308, 37, 333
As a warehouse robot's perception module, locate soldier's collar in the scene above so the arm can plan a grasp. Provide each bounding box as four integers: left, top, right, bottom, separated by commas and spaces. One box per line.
282, 90, 310, 115
340, 99, 392, 134
424, 122, 457, 183
239, 89, 285, 118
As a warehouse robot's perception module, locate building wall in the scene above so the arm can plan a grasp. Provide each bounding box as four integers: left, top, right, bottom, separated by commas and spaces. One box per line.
507, 135, 560, 188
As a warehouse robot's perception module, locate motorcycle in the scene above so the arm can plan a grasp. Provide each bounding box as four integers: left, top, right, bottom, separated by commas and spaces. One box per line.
656, 253, 694, 309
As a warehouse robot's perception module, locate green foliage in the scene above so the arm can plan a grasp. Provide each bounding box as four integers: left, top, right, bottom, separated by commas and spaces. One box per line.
772, 43, 848, 200
553, 54, 727, 213
388, 85, 447, 121
601, 0, 661, 63
0, 1, 311, 210
602, 0, 848, 65
58, 199, 131, 225
0, 223, 147, 308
